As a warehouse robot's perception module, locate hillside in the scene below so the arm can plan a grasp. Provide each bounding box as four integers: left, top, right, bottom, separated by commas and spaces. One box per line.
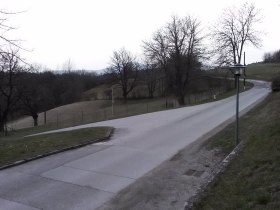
9, 100, 111, 130
193, 90, 280, 210
192, 63, 280, 209
246, 63, 280, 81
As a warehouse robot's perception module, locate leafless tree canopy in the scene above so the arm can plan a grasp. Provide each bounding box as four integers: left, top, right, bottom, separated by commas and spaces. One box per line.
0, 49, 26, 132
62, 59, 75, 73
263, 49, 280, 63
108, 48, 138, 100
0, 11, 22, 50
212, 3, 262, 65
143, 30, 169, 71
143, 16, 203, 105
142, 57, 159, 98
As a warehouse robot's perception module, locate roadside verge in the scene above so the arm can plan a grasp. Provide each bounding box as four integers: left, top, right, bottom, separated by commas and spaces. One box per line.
0, 127, 114, 171
191, 92, 280, 209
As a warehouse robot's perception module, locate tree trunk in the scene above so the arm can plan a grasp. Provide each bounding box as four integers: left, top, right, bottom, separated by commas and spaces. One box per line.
177, 95, 185, 106
149, 90, 154, 98
44, 111, 47, 125
0, 121, 5, 133
33, 114, 38, 127
123, 92, 128, 103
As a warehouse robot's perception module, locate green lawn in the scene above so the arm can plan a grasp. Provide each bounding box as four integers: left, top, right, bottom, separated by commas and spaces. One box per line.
193, 92, 280, 210
0, 127, 112, 167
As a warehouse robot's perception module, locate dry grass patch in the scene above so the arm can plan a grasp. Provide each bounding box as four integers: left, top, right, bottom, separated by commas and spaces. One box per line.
9, 100, 111, 130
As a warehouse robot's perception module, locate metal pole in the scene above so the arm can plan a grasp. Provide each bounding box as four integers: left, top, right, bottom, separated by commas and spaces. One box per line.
44, 111, 47, 125
236, 75, 240, 145
111, 87, 114, 117
56, 114, 59, 128
244, 51, 246, 90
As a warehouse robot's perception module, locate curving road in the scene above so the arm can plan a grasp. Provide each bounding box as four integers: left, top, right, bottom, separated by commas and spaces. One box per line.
0, 80, 270, 210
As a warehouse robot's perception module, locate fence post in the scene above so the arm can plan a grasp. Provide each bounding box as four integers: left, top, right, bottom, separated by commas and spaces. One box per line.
104, 109, 107, 120
4, 123, 7, 136
56, 114, 59, 128
44, 111, 47, 125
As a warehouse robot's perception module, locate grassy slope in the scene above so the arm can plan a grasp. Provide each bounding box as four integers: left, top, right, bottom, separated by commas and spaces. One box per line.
193, 64, 280, 209
194, 92, 280, 210
0, 127, 111, 167
9, 100, 111, 130
206, 63, 280, 82
246, 63, 280, 81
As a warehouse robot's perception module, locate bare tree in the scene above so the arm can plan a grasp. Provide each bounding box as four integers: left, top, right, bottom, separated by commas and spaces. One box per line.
143, 30, 169, 72
143, 30, 170, 99
142, 57, 159, 98
0, 49, 25, 133
263, 50, 280, 63
62, 58, 75, 73
143, 16, 204, 105
19, 69, 43, 127
108, 48, 138, 101
212, 3, 262, 65
0, 11, 23, 51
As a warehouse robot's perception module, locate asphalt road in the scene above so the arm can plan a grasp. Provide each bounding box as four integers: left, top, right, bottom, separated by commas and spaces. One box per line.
0, 80, 270, 210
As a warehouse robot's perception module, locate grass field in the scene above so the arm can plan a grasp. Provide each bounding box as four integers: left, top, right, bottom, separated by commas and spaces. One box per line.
192, 89, 280, 209
246, 63, 280, 81
0, 127, 111, 167
207, 63, 280, 82
8, 100, 111, 130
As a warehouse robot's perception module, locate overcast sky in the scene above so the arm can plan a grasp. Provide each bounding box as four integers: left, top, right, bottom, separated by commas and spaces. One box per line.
1, 0, 280, 70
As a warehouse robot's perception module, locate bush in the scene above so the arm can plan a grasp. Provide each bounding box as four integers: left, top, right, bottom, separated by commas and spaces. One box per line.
271, 76, 280, 92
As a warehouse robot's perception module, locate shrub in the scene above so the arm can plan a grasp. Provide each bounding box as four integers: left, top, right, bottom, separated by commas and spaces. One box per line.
271, 76, 280, 92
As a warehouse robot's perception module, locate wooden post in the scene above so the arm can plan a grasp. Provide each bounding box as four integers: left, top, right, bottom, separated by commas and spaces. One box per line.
44, 111, 47, 125
56, 114, 59, 128
103, 109, 106, 120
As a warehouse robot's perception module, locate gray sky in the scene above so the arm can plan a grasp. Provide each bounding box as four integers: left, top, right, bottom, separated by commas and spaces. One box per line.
1, 0, 280, 70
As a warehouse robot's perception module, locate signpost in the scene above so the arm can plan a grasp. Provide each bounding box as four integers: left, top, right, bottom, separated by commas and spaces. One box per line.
229, 64, 246, 146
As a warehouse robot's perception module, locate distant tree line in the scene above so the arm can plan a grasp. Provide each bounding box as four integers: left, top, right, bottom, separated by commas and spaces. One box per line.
0, 49, 99, 132
263, 50, 280, 63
